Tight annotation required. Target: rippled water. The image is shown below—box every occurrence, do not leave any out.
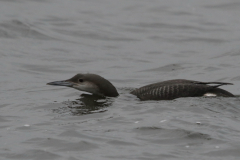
[1,0,240,160]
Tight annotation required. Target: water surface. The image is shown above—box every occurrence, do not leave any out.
[1,0,240,160]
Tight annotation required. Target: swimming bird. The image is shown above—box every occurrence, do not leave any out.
[47,73,234,100]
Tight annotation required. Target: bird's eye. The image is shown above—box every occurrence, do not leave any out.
[79,79,84,82]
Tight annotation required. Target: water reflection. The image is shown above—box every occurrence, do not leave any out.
[53,94,114,116]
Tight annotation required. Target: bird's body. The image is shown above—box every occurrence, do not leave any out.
[47,74,234,100]
[130,79,234,100]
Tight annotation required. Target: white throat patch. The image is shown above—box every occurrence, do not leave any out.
[72,82,101,95]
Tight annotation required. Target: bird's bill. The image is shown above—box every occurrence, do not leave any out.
[47,80,73,87]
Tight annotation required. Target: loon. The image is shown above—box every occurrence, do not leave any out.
[47,73,234,100]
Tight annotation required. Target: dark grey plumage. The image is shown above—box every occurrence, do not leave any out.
[130,79,234,100]
[68,74,119,97]
[47,74,234,100]
[47,74,119,97]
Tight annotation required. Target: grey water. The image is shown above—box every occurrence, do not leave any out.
[1,0,240,159]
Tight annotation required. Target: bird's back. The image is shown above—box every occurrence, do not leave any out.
[130,79,234,100]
